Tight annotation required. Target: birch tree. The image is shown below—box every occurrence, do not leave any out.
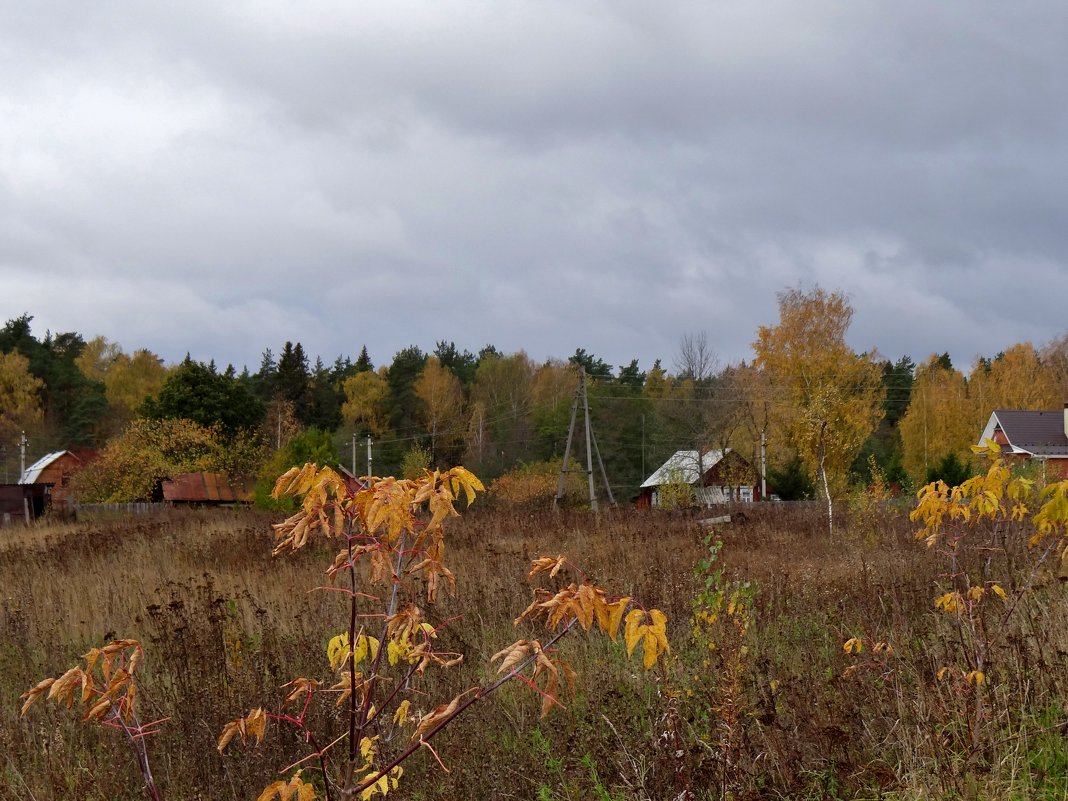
[753,287,884,533]
[899,355,973,484]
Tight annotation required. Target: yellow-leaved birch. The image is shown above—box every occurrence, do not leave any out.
[753,287,884,532]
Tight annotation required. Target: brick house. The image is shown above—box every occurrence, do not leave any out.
[978,403,1068,480]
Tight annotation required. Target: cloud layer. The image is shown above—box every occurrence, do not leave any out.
[2,2,1065,372]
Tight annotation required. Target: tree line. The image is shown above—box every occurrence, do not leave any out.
[2,293,1066,503]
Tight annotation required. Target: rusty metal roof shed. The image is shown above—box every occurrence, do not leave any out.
[161,473,253,504]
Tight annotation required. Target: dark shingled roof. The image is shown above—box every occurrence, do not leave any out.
[993,409,1068,457]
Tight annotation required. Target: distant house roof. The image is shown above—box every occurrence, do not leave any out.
[162,473,254,503]
[19,451,75,485]
[980,409,1068,458]
[641,449,728,488]
[337,465,369,493]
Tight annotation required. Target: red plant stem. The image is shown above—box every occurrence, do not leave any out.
[304,730,336,801]
[364,662,419,730]
[353,617,579,796]
[113,706,162,801]
[346,527,359,769]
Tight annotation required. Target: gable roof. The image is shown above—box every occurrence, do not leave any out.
[641,449,727,488]
[980,409,1068,458]
[19,451,78,485]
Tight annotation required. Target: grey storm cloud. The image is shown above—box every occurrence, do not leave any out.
[1,1,1065,372]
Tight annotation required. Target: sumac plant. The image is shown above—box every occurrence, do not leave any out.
[23,464,669,801]
[842,441,1068,769]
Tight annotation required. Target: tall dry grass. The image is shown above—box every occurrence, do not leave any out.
[1,503,1065,800]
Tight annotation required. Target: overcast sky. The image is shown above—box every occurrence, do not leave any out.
[1,1,1066,375]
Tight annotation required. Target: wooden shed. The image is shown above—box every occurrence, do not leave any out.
[637,448,765,509]
[19,450,86,515]
[161,473,254,506]
[0,483,49,524]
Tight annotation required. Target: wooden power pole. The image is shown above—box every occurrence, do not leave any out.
[554,368,616,511]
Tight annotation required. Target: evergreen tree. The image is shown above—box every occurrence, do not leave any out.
[141,358,264,436]
[253,348,278,402]
[434,340,478,389]
[0,316,107,446]
[569,348,613,380]
[386,346,427,433]
[307,357,343,432]
[354,345,373,373]
[617,359,646,390]
[882,355,915,427]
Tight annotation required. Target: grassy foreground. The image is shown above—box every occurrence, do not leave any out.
[1,502,1066,800]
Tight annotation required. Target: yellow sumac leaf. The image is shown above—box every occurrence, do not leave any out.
[84,697,112,721]
[445,466,484,506]
[606,597,630,642]
[492,640,532,675]
[20,677,55,716]
[257,781,286,801]
[991,584,1007,599]
[966,670,985,686]
[245,708,267,744]
[624,609,645,657]
[412,695,461,740]
[642,631,658,669]
[48,667,83,707]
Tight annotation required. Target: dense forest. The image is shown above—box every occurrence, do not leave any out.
[2,287,1066,505]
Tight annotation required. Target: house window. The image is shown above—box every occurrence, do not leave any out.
[739,486,753,503]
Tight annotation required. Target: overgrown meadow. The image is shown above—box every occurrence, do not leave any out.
[2,500,1066,800]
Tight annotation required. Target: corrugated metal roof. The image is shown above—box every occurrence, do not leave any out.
[161,473,253,503]
[640,449,727,488]
[19,451,71,485]
[981,409,1068,457]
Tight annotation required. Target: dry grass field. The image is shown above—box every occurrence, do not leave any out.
[1,502,1066,800]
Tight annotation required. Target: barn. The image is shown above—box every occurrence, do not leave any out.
[18,450,87,517]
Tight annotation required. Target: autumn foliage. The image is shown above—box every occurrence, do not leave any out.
[214,463,670,800]
[72,417,263,503]
[488,459,586,509]
[21,463,669,801]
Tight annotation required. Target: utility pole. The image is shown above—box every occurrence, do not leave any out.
[581,370,597,512]
[554,382,581,510]
[366,435,373,477]
[19,431,29,523]
[352,433,357,475]
[554,368,616,511]
[18,431,28,482]
[760,430,767,500]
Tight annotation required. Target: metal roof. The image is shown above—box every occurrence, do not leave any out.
[980,409,1068,457]
[640,449,727,488]
[161,472,254,503]
[19,451,72,485]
